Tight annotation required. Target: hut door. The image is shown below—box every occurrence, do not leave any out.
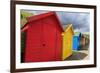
[41,16,57,61]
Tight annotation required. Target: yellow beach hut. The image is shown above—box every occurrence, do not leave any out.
[62,24,74,60]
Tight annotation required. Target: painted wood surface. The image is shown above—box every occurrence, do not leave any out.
[23,12,63,62]
[62,24,74,60]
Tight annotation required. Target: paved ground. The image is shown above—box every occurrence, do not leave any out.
[65,44,89,60]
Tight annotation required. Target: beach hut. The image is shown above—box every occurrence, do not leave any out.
[21,12,64,62]
[62,24,74,60]
[81,34,86,46]
[73,32,81,50]
[83,34,90,45]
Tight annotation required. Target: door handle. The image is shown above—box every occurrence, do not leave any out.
[42,44,45,46]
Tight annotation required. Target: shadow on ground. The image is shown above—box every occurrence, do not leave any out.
[65,51,88,60]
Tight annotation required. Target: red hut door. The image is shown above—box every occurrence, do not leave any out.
[41,16,57,61]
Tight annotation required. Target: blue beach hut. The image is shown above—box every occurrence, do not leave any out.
[73,32,81,50]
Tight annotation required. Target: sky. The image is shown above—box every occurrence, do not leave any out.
[21,10,90,33]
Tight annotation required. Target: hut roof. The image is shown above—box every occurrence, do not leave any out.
[74,32,81,37]
[21,11,64,32]
[62,24,74,35]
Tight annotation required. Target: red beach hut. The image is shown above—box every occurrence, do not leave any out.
[21,12,64,62]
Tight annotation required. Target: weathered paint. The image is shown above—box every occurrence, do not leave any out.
[62,24,74,60]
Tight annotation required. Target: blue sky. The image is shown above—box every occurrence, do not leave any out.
[21,10,90,33]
